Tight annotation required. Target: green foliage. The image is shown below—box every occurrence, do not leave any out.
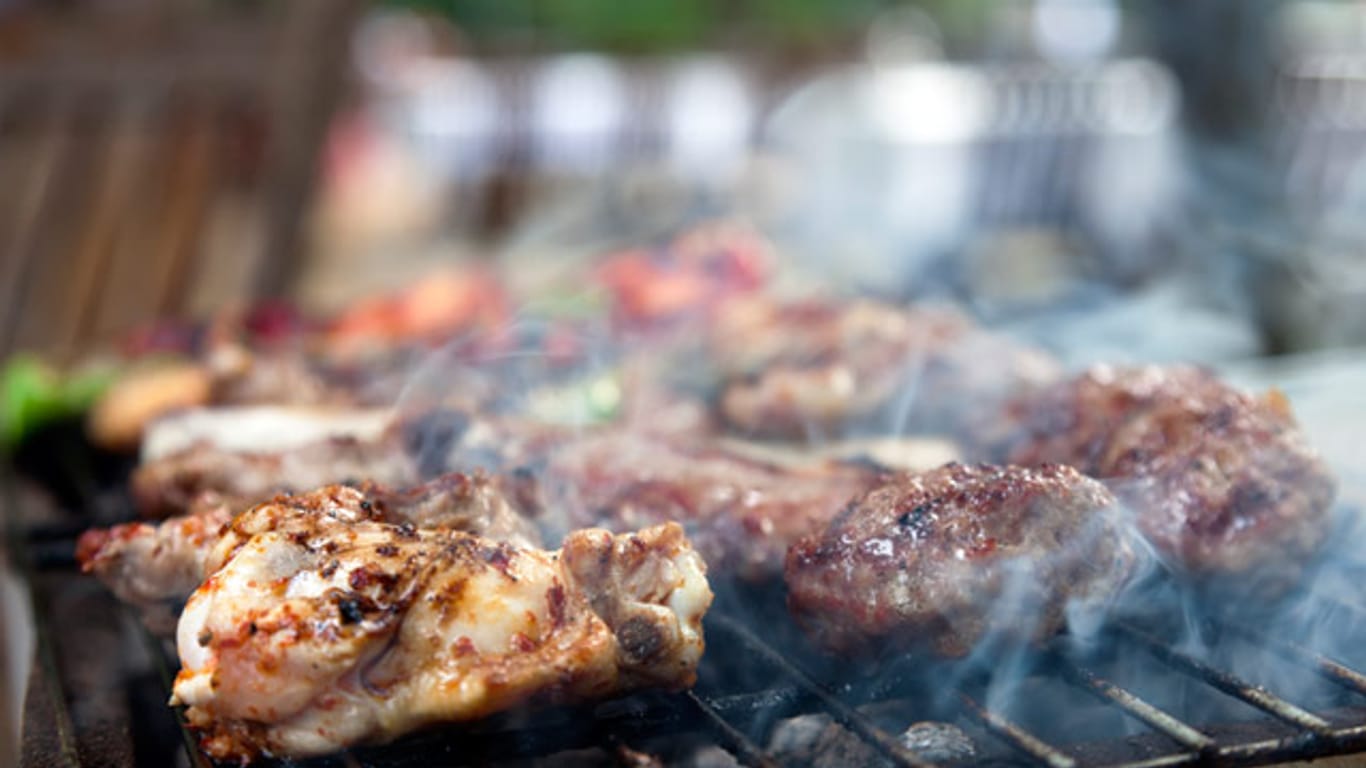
[0,355,114,451]
[379,0,1003,53]
[537,0,708,52]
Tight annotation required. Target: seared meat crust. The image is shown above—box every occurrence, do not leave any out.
[988,365,1336,591]
[786,463,1137,657]
[76,494,236,633]
[78,473,540,630]
[171,496,710,761]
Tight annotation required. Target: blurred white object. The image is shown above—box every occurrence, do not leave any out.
[407,59,502,182]
[665,58,754,186]
[1081,60,1180,264]
[532,54,628,173]
[765,61,989,287]
[141,407,392,462]
[1032,0,1121,64]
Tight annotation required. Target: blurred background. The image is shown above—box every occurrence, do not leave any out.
[8,0,1366,362]
[8,0,1366,759]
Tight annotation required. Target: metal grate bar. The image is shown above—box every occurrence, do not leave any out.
[683,690,778,768]
[707,614,937,768]
[958,692,1076,768]
[137,624,211,768]
[1214,619,1366,697]
[1051,654,1215,753]
[1102,755,1196,768]
[6,465,82,768]
[1115,622,1334,736]
[1216,723,1366,765]
[26,592,82,768]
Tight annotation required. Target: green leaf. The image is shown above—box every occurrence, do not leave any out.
[0,355,63,450]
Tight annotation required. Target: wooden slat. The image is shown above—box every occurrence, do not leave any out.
[253,0,364,298]
[62,104,148,357]
[89,101,165,344]
[152,102,219,318]
[1,2,358,355]
[8,114,96,359]
[89,97,220,337]
[0,109,72,358]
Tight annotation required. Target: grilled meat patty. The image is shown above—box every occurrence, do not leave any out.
[786,463,1137,657]
[987,365,1336,593]
[712,298,1059,441]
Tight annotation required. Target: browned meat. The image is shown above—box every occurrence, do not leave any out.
[987,365,1336,592]
[76,493,236,634]
[786,463,1137,657]
[711,298,1059,441]
[532,431,885,581]
[206,344,350,408]
[130,434,418,519]
[129,404,580,520]
[78,473,540,631]
[172,492,710,760]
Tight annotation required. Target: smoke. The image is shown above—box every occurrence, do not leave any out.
[363,44,1364,756]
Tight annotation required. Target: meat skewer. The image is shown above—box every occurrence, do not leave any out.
[171,495,711,760]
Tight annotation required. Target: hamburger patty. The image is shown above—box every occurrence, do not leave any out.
[987,365,1336,593]
[786,463,1137,657]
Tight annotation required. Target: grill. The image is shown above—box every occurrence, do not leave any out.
[9,427,1366,768]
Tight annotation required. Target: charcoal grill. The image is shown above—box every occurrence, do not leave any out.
[8,427,1366,768]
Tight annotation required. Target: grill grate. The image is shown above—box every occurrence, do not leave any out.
[1050,654,1216,755]
[10,459,1366,767]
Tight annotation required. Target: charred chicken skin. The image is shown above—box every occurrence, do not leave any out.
[171,491,711,761]
[78,474,540,631]
[987,365,1336,592]
[711,298,1059,441]
[786,463,1137,657]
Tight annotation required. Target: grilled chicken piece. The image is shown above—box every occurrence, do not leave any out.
[531,431,884,581]
[712,298,1059,441]
[986,365,1336,594]
[77,494,237,634]
[786,463,1137,657]
[78,474,540,632]
[171,491,711,761]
